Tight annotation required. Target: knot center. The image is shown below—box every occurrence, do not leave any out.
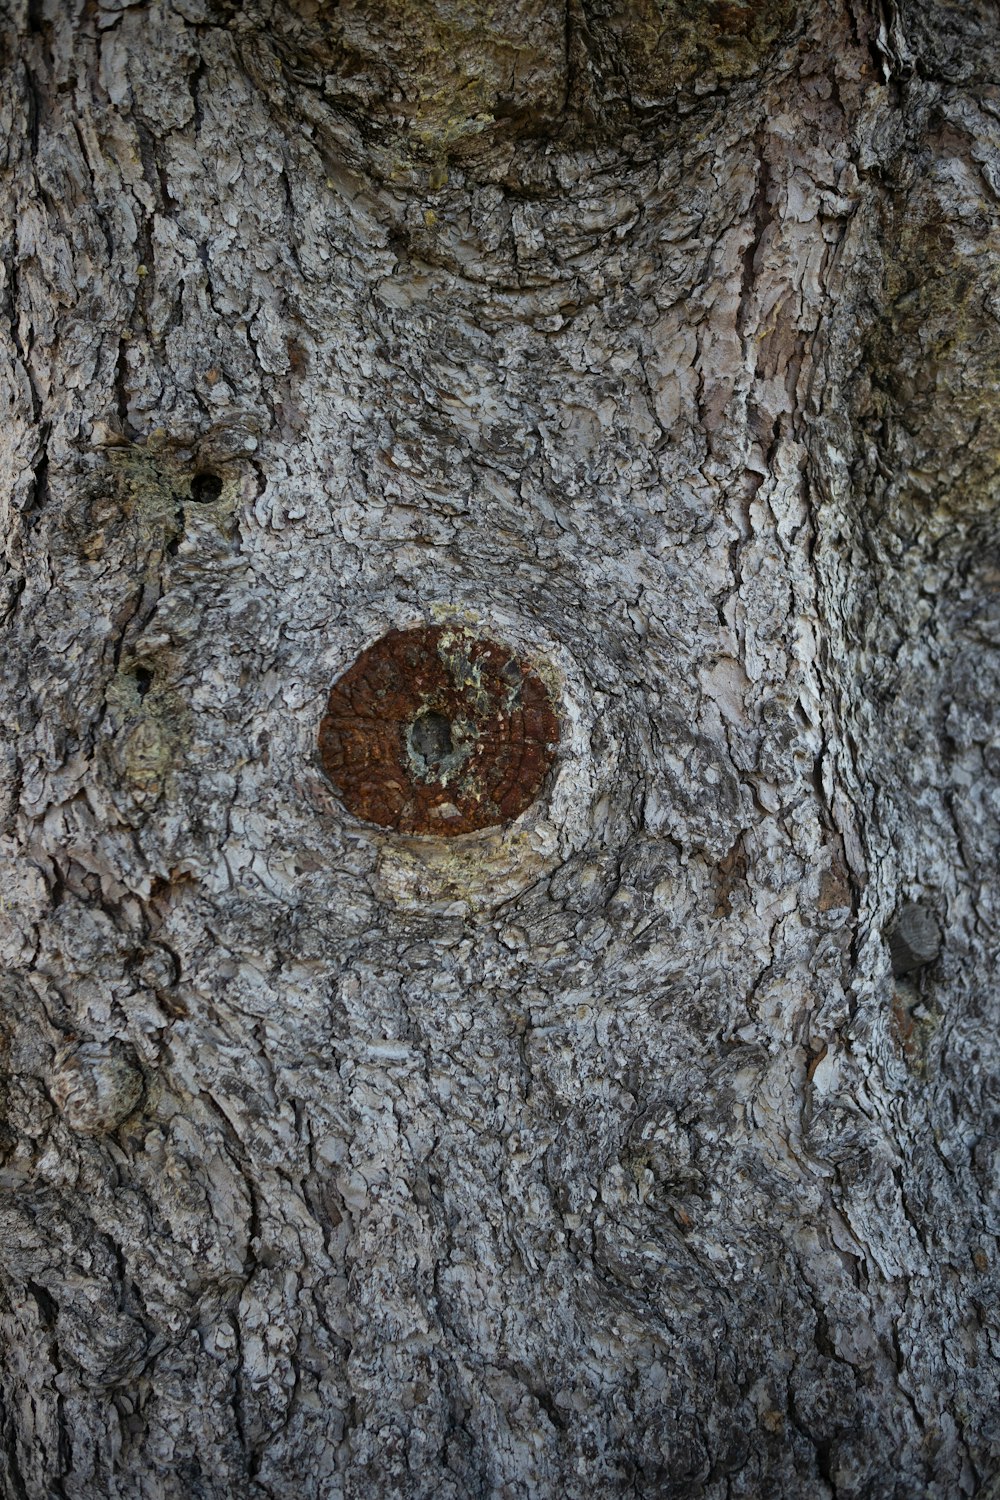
[409,711,455,780]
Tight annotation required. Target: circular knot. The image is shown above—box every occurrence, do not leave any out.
[318,625,559,835]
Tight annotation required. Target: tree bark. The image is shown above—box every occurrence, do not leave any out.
[1,1,999,1495]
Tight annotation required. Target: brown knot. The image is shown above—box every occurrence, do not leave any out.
[318,626,559,835]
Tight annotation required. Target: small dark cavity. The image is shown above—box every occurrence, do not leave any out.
[134,667,154,697]
[190,472,223,503]
[887,901,943,978]
[410,711,453,776]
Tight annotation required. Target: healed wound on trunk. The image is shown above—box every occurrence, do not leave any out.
[318,624,560,835]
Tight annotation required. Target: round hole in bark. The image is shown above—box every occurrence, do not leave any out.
[409,711,454,779]
[318,625,560,836]
[190,471,223,503]
[887,901,943,978]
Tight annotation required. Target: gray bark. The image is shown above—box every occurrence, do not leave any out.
[0,0,998,1495]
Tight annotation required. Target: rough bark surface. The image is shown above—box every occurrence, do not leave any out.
[0,1,998,1496]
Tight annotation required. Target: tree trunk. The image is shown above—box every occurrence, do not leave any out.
[1,1,998,1495]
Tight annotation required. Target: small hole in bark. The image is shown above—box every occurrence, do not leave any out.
[134,667,153,697]
[190,471,223,503]
[410,711,453,779]
[887,901,943,978]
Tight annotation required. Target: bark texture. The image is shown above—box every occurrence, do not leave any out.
[0,1,999,1495]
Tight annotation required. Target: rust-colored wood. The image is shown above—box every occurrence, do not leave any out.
[318,626,559,835]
